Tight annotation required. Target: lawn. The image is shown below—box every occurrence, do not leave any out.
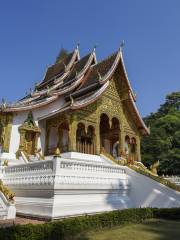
[77,219,180,240]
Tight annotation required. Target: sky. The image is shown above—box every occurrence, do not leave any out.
[0,0,179,117]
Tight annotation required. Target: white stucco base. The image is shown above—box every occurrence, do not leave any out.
[1,153,180,219]
[2,153,130,219]
[126,167,180,208]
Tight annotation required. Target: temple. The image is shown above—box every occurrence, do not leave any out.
[3,45,180,220]
[0,45,149,164]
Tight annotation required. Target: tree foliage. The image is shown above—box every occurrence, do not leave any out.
[141,92,180,175]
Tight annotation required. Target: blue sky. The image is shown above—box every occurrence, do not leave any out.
[0,0,179,116]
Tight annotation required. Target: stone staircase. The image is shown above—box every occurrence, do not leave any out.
[0,191,16,220]
[0,167,16,220]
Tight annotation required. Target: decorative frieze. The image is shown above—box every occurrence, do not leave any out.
[3,157,128,189]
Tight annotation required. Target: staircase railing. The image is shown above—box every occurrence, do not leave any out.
[0,180,14,203]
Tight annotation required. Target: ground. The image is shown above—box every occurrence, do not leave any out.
[77,219,180,240]
[0,216,46,228]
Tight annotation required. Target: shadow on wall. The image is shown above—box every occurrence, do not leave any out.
[106,167,180,210]
[105,180,133,211]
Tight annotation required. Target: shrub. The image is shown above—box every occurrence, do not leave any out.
[0,208,180,240]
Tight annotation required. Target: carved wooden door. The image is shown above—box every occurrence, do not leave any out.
[25,131,35,155]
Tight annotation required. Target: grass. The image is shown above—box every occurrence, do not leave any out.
[76,219,180,240]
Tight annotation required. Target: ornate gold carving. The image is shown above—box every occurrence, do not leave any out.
[54,147,61,156]
[43,73,141,158]
[68,113,77,152]
[17,112,41,158]
[0,180,14,203]
[0,113,13,152]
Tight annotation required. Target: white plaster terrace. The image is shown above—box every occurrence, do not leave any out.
[1,153,180,220]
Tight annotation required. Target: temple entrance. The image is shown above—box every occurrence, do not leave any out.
[25,131,36,155]
[76,123,95,154]
[17,112,41,158]
[46,120,69,155]
[100,114,120,157]
[131,137,137,162]
[58,121,69,153]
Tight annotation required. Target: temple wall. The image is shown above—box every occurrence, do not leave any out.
[5,74,141,161]
[71,74,142,160]
[9,111,27,156]
[8,96,65,157]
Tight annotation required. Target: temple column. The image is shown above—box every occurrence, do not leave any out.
[34,132,40,153]
[68,114,77,152]
[118,126,124,157]
[136,136,141,162]
[18,129,26,152]
[1,113,13,152]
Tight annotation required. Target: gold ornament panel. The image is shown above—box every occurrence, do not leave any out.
[0,113,13,152]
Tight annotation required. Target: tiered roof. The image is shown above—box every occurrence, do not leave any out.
[0,45,149,134]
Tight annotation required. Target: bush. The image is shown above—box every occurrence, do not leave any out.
[0,208,180,240]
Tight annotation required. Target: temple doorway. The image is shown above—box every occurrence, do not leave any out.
[76,123,95,154]
[58,121,69,153]
[100,114,120,157]
[25,131,36,155]
[46,120,69,155]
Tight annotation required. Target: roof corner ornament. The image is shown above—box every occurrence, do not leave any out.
[63,62,66,68]
[93,44,97,52]
[77,42,80,49]
[120,40,125,51]
[30,88,34,96]
[34,82,38,91]
[134,92,137,101]
[97,70,102,81]
[70,95,74,106]
[1,98,7,109]
[47,85,50,95]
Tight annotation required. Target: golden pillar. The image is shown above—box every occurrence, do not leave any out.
[34,132,40,153]
[118,126,124,157]
[19,129,26,152]
[68,114,77,152]
[136,136,141,162]
[95,122,100,155]
[1,113,13,152]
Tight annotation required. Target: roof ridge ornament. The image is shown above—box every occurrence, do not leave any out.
[70,95,74,106]
[46,85,50,95]
[63,62,66,68]
[1,98,7,109]
[97,70,102,81]
[93,44,97,52]
[120,40,125,51]
[77,42,80,49]
[30,88,34,97]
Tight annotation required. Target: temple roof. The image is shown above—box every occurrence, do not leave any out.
[0,45,149,135]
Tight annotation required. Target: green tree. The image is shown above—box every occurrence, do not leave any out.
[141,91,180,175]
